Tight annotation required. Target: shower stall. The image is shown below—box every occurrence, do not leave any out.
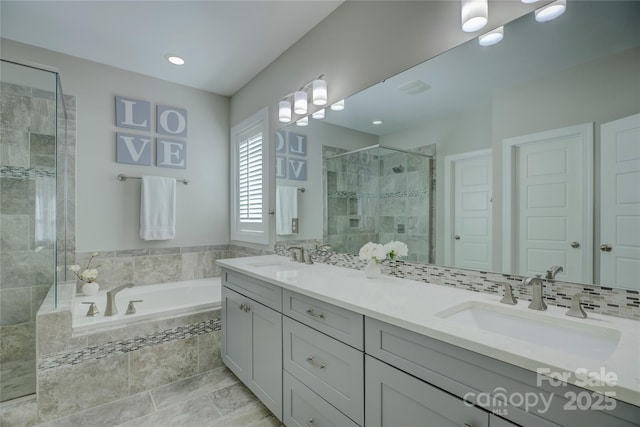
[0,59,69,402]
[324,144,434,263]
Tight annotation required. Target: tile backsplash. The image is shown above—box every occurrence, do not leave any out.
[273,246,639,321]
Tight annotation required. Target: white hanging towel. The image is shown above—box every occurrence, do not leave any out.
[140,176,176,240]
[276,186,298,235]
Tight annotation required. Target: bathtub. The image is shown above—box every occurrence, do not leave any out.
[72,277,221,333]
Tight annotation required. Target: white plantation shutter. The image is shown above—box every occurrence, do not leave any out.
[238,129,263,223]
[231,108,270,244]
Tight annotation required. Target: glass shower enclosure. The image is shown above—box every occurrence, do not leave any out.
[325,144,434,263]
[0,59,68,402]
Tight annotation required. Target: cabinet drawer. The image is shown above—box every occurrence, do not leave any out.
[283,317,364,425]
[366,355,489,427]
[223,269,282,311]
[283,289,363,349]
[365,317,640,427]
[284,371,359,427]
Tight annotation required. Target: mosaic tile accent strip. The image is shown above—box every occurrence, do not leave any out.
[273,248,640,320]
[0,165,56,179]
[38,318,221,371]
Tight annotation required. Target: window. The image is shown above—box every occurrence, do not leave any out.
[230,107,270,244]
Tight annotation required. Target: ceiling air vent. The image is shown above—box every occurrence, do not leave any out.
[397,79,431,95]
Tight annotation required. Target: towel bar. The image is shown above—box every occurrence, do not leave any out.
[117,174,189,185]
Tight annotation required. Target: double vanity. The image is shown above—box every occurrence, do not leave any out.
[216,255,640,427]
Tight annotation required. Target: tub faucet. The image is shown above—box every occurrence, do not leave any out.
[523,274,547,311]
[104,283,134,316]
[545,265,564,280]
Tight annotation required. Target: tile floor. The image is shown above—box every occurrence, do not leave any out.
[0,366,282,427]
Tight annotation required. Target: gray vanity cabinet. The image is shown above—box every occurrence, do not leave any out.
[365,355,490,427]
[221,272,283,420]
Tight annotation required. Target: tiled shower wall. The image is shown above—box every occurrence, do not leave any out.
[0,81,76,401]
[324,145,435,263]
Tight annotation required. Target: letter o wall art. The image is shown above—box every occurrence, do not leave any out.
[115,96,187,169]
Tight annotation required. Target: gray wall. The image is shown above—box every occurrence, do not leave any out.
[1,39,230,253]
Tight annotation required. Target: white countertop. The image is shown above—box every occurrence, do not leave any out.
[217,255,640,407]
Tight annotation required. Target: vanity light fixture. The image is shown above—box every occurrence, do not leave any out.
[521,0,539,3]
[312,108,325,119]
[279,100,292,123]
[535,0,566,22]
[372,120,384,125]
[478,26,504,46]
[277,74,328,123]
[294,90,308,115]
[296,116,309,127]
[461,0,488,33]
[330,99,345,111]
[312,79,328,105]
[164,54,185,65]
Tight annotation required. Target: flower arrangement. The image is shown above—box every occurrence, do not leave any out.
[69,252,101,283]
[359,240,408,263]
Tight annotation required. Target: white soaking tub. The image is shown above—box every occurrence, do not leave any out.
[72,277,221,333]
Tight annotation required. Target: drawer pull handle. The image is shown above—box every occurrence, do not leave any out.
[239,303,251,312]
[307,418,314,426]
[464,424,473,427]
[306,356,326,370]
[305,308,325,319]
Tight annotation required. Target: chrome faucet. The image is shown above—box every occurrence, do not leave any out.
[104,283,134,316]
[523,274,547,311]
[287,246,311,264]
[545,265,564,280]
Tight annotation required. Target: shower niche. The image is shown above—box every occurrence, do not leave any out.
[324,144,434,263]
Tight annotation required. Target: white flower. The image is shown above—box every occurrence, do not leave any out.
[91,252,99,257]
[359,242,386,262]
[81,268,98,282]
[384,241,408,260]
[69,264,81,272]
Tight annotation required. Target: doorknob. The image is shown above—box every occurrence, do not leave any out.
[570,241,580,248]
[454,235,461,240]
[600,244,612,252]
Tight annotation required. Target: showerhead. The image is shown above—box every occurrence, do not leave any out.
[392,165,404,173]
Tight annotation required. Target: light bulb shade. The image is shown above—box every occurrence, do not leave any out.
[312,79,328,106]
[312,108,325,119]
[279,100,292,123]
[461,0,488,32]
[478,26,504,46]
[330,99,345,111]
[535,0,566,22]
[294,91,308,115]
[296,116,309,127]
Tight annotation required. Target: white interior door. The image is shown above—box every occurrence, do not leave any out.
[503,124,593,283]
[444,150,492,271]
[600,113,640,290]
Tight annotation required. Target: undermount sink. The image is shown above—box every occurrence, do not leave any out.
[436,301,621,359]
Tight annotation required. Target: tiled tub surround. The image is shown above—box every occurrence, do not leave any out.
[274,247,640,321]
[34,281,224,423]
[0,81,77,402]
[73,244,270,293]
[218,255,640,408]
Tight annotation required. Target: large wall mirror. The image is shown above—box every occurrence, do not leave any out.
[274,1,640,291]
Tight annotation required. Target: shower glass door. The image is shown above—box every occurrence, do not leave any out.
[0,59,66,401]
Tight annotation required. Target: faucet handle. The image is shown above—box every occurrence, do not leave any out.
[126,300,143,315]
[82,302,100,317]
[566,293,587,318]
[499,283,518,305]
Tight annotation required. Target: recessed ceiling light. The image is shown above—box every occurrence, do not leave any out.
[397,80,431,95]
[372,120,383,125]
[165,54,185,65]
